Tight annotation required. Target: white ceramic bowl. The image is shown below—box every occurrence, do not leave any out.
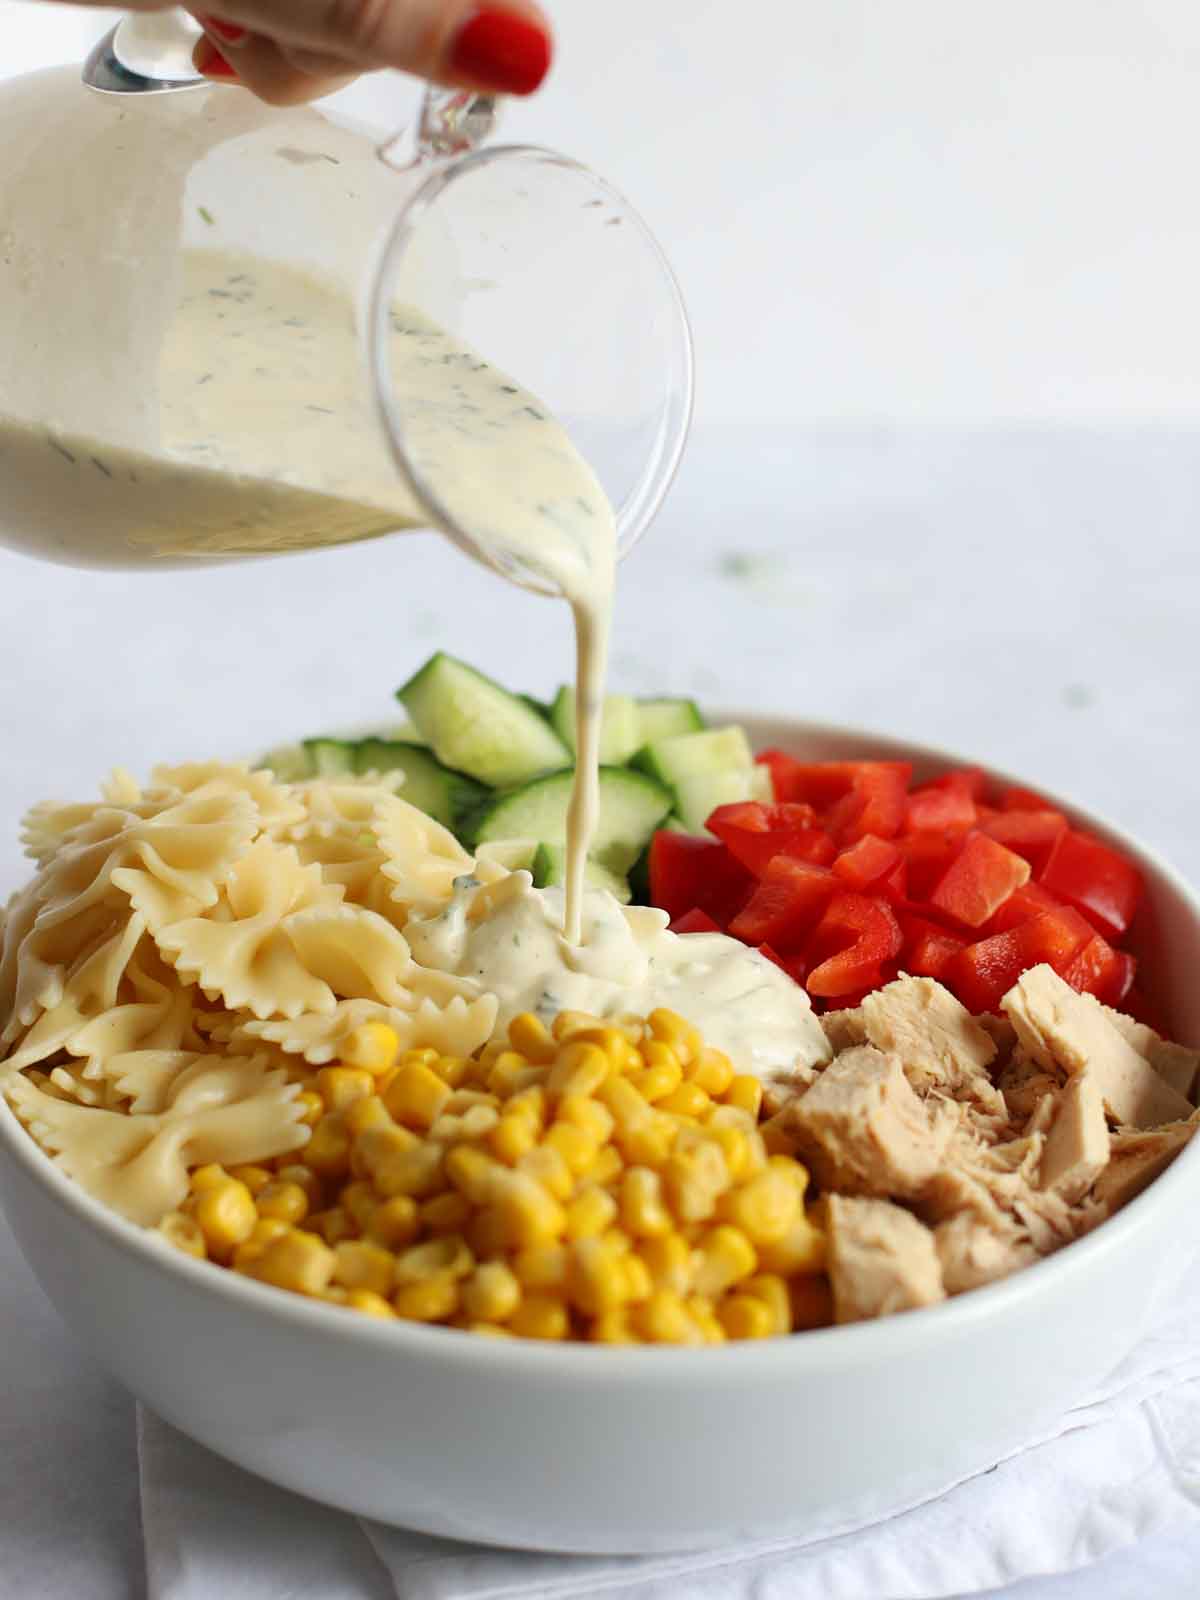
[2,714,1199,1555]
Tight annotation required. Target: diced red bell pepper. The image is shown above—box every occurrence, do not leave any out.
[896,828,970,901]
[927,832,1031,930]
[706,801,836,877]
[904,770,979,834]
[648,832,753,926]
[728,857,837,952]
[1038,828,1142,941]
[942,906,1094,1012]
[1001,784,1057,813]
[754,754,911,844]
[979,808,1067,875]
[804,892,904,998]
[757,942,807,985]
[669,908,722,935]
[815,965,902,1011]
[832,834,904,895]
[980,881,1066,936]
[905,927,968,981]
[1061,935,1136,1008]
[756,753,853,808]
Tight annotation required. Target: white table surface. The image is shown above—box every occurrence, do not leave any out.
[3,423,1200,1595]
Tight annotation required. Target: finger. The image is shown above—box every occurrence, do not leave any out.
[193,34,358,105]
[194,1,553,96]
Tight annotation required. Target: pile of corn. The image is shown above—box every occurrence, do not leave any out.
[158,1009,832,1343]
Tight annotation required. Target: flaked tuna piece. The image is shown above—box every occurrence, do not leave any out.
[934,1212,1038,1293]
[821,1194,945,1322]
[976,1011,1018,1068]
[859,976,1004,1114]
[997,1049,1063,1123]
[1095,1002,1200,1103]
[780,1045,946,1199]
[1091,1116,1199,1209]
[1002,966,1193,1129]
[821,1007,867,1055]
[1038,1071,1110,1203]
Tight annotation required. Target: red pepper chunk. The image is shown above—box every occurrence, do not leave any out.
[928,832,1031,929]
[648,832,752,926]
[1038,828,1142,941]
[754,754,911,843]
[669,908,722,935]
[904,770,980,833]
[979,808,1067,875]
[706,801,836,877]
[1001,784,1058,813]
[1061,935,1136,1007]
[757,942,808,985]
[728,857,836,953]
[832,834,904,895]
[943,906,1094,1012]
[980,881,1065,936]
[897,828,970,901]
[804,892,903,998]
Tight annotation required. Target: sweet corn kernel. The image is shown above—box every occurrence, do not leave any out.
[393,1234,474,1285]
[339,1180,378,1234]
[647,1009,702,1067]
[582,1145,624,1187]
[189,1163,228,1192]
[373,1141,445,1200]
[490,1113,538,1165]
[704,1123,752,1181]
[446,1088,501,1114]
[517,1144,573,1201]
[689,1047,735,1097]
[384,1060,453,1130]
[193,1178,257,1260]
[508,1293,569,1340]
[597,1074,647,1130]
[316,1066,375,1113]
[458,1104,501,1141]
[158,1211,206,1259]
[464,1206,510,1261]
[742,1273,792,1336]
[403,1192,461,1240]
[305,1113,353,1179]
[492,1170,567,1247]
[630,1058,683,1103]
[506,1084,547,1124]
[790,1274,835,1330]
[619,1167,672,1238]
[346,1289,397,1318]
[663,1141,731,1223]
[639,1232,693,1295]
[511,1243,568,1290]
[445,1145,502,1205]
[250,1229,336,1296]
[551,1009,600,1041]
[256,1180,310,1226]
[333,1240,396,1296]
[228,1164,272,1197]
[656,1082,711,1120]
[465,1321,513,1337]
[344,1094,393,1138]
[341,1021,400,1075]
[431,1055,473,1088]
[725,1075,764,1117]
[366,1195,420,1249]
[546,1041,610,1101]
[275,1163,323,1206]
[718,1293,775,1341]
[462,1261,522,1323]
[620,1112,678,1168]
[758,1217,827,1276]
[720,1168,801,1245]
[507,1012,557,1064]
[293,1091,325,1127]
[619,1253,653,1304]
[636,1289,702,1345]
[556,1093,614,1144]
[591,1307,637,1343]
[543,1121,598,1177]
[486,1050,536,1097]
[686,1296,727,1344]
[692,1225,758,1298]
[248,1217,291,1247]
[564,1186,618,1240]
[393,1276,459,1323]
[307,1207,356,1246]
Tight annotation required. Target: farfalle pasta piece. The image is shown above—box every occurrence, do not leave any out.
[374,793,502,917]
[279,777,401,842]
[66,938,203,1078]
[281,903,415,1008]
[155,839,341,1020]
[6,1051,308,1226]
[1,913,145,1073]
[152,761,308,834]
[236,990,498,1066]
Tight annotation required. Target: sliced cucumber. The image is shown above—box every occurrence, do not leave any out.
[636,697,705,744]
[749,762,774,804]
[257,743,313,782]
[474,838,539,873]
[531,842,632,904]
[467,766,672,875]
[549,687,642,766]
[397,653,570,788]
[302,738,358,778]
[352,739,486,830]
[673,768,761,833]
[632,726,753,788]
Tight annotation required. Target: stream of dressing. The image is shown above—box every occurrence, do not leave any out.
[0,249,612,941]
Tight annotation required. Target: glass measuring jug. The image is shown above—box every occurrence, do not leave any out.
[0,17,693,596]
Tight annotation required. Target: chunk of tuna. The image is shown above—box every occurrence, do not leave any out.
[1091,1117,1198,1209]
[1038,1070,1109,1203]
[861,976,997,1091]
[821,1007,867,1055]
[822,1194,945,1321]
[997,1048,1063,1123]
[781,1045,945,1199]
[1002,966,1193,1129]
[934,1212,1038,1294]
[1096,1001,1200,1103]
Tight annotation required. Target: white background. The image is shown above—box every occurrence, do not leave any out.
[3,4,1200,1596]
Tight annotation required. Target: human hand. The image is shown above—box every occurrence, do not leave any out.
[72,2,553,107]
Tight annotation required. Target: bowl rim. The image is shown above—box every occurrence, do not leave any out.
[3,708,1199,1380]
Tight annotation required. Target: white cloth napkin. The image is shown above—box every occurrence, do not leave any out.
[138,1257,1200,1600]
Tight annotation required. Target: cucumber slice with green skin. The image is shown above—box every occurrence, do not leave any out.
[352,739,487,830]
[635,697,706,744]
[397,653,571,788]
[549,686,642,766]
[631,726,754,789]
[257,743,314,782]
[302,738,358,778]
[673,768,761,833]
[467,766,672,875]
[474,838,539,873]
[531,842,632,904]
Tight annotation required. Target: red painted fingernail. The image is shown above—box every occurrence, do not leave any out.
[450,7,552,96]
[194,39,239,78]
[199,15,247,45]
